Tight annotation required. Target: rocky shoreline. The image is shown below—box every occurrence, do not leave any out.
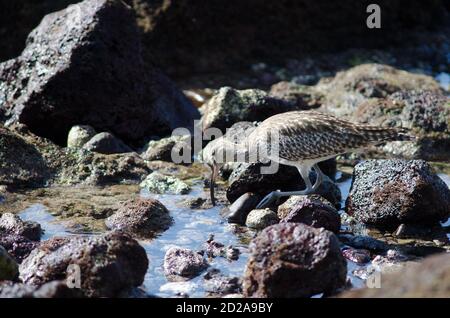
[1,0,450,298]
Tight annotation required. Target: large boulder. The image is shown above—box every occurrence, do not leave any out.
[346,160,450,227]
[0,280,83,298]
[105,197,173,238]
[0,213,42,241]
[0,0,199,146]
[354,90,450,161]
[200,87,291,132]
[19,231,148,297]
[243,223,347,298]
[317,64,442,117]
[0,234,39,263]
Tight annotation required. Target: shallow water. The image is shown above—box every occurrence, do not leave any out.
[16,171,450,297]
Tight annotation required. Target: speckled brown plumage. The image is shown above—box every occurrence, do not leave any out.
[249,110,412,162]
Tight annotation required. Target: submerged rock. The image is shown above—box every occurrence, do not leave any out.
[346,160,450,227]
[82,132,133,154]
[140,171,191,195]
[203,235,240,261]
[164,247,208,281]
[0,281,83,298]
[340,252,450,298]
[19,231,148,297]
[243,223,347,297]
[245,209,279,230]
[200,87,291,131]
[0,245,18,280]
[277,195,341,233]
[0,0,198,146]
[0,213,42,241]
[342,248,371,264]
[67,125,96,149]
[105,198,172,238]
[203,269,242,296]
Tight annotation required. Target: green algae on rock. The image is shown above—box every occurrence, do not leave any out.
[140,171,191,195]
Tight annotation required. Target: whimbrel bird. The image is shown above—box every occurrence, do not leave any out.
[202,110,413,208]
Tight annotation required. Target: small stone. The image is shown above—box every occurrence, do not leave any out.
[164,247,208,281]
[245,209,279,229]
[82,132,133,154]
[140,171,191,195]
[67,125,96,148]
[142,135,191,162]
[203,269,242,295]
[342,248,371,264]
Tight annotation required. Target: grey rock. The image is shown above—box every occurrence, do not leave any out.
[140,171,191,195]
[82,132,133,154]
[0,213,42,241]
[346,159,450,227]
[164,247,208,281]
[245,209,279,229]
[67,125,96,149]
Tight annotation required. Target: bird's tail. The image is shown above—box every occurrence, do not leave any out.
[358,125,416,143]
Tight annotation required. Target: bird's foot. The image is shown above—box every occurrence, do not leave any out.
[256,190,281,209]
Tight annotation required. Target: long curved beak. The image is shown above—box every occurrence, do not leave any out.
[209,164,219,206]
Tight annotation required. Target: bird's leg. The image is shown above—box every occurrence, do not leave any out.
[311,163,324,191]
[256,165,314,209]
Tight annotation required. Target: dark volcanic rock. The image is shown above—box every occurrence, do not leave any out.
[338,234,388,253]
[0,281,83,298]
[342,248,371,264]
[269,81,325,109]
[339,252,450,298]
[82,132,133,154]
[0,213,42,241]
[226,160,339,205]
[0,0,199,146]
[277,195,341,233]
[163,247,208,281]
[105,198,173,238]
[243,223,347,298]
[0,234,39,263]
[19,231,148,297]
[346,160,450,227]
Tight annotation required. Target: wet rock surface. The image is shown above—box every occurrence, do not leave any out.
[245,209,279,230]
[0,245,18,280]
[342,248,371,264]
[0,213,42,241]
[19,231,149,297]
[82,132,133,154]
[346,160,450,227]
[203,235,240,261]
[105,198,172,238]
[0,0,199,146]
[203,269,242,296]
[164,247,208,281]
[67,125,97,149]
[140,171,191,195]
[243,223,347,297]
[277,195,341,233]
[340,252,450,298]
[221,192,261,225]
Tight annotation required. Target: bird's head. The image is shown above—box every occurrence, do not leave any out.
[200,138,226,206]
